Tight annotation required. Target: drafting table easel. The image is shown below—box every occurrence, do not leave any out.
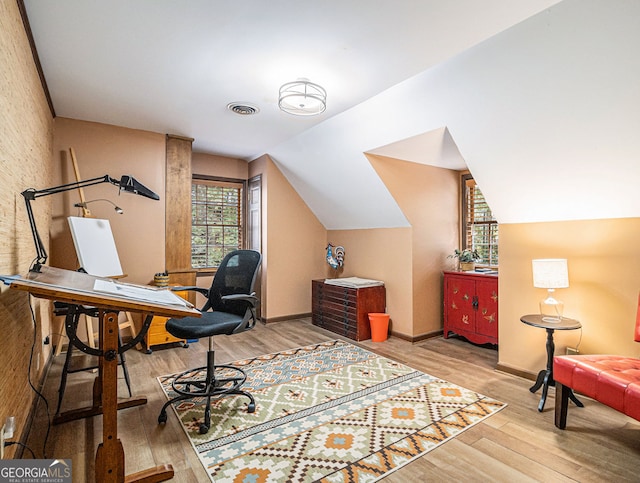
[10,266,200,483]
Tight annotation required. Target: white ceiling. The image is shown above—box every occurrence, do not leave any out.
[24,0,558,159]
[25,1,640,229]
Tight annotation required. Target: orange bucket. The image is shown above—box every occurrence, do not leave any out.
[368,313,390,342]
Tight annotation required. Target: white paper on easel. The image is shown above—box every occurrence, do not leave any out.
[68,216,124,277]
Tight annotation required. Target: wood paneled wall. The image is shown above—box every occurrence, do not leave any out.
[0,0,54,457]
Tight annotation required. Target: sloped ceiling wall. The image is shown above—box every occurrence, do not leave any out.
[268,0,640,229]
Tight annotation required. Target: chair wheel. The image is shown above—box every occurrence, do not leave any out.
[146,348,153,354]
[199,423,209,434]
[247,402,256,413]
[158,412,167,424]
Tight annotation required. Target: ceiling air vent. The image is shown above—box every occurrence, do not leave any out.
[227,103,259,115]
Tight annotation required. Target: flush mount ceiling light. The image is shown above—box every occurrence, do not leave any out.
[278,79,326,116]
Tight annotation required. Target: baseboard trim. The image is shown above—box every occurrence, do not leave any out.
[389,329,443,343]
[262,313,312,324]
[259,317,443,345]
[495,363,536,382]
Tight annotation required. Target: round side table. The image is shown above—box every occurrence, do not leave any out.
[520,314,584,412]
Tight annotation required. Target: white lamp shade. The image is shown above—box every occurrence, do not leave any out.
[532,259,569,289]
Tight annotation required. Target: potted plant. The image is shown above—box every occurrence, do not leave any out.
[449,248,481,271]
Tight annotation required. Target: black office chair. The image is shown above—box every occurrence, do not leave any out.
[158,249,261,434]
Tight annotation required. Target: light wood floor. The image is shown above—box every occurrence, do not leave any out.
[26,318,639,482]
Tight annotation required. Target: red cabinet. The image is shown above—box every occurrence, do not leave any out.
[443,271,498,345]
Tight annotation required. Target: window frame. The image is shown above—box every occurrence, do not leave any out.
[461,173,499,268]
[190,175,247,273]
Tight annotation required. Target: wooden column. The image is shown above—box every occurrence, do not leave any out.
[165,135,196,301]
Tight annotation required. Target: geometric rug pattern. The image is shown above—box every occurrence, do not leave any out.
[158,339,506,482]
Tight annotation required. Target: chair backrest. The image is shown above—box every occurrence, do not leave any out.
[635,292,640,343]
[203,250,262,316]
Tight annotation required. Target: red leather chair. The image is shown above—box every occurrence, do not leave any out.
[553,293,640,428]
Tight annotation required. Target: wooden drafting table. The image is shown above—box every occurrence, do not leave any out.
[10,265,200,483]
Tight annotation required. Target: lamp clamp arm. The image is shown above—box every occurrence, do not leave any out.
[21,175,118,200]
[21,174,158,273]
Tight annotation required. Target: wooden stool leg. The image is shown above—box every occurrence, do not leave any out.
[86,313,96,349]
[120,312,141,350]
[54,315,67,356]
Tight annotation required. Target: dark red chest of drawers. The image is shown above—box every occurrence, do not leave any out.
[312,279,386,341]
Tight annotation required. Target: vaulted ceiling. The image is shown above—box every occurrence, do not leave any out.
[24,0,640,229]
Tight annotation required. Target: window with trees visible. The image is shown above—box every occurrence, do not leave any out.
[191,178,245,269]
[462,173,498,267]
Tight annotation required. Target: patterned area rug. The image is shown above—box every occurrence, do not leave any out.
[158,340,505,482]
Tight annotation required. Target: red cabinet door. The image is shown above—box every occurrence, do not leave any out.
[443,271,498,345]
[475,278,498,339]
[445,276,476,334]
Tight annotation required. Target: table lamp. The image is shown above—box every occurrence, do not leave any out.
[532,258,569,322]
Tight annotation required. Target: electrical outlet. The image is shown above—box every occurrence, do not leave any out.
[1,417,15,458]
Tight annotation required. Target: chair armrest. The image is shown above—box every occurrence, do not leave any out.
[171,286,209,297]
[222,293,259,306]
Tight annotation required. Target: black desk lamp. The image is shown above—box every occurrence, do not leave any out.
[21,174,159,272]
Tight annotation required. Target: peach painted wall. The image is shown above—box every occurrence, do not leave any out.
[192,152,248,180]
[51,118,166,285]
[250,155,327,320]
[366,154,460,338]
[326,228,413,335]
[499,218,640,375]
